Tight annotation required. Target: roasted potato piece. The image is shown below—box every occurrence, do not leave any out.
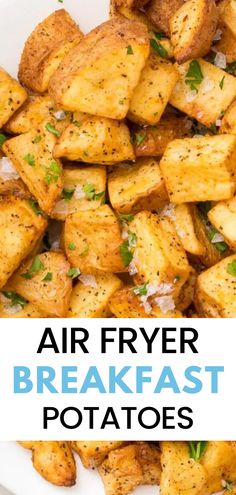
[18,10,83,93]
[146,0,185,36]
[108,157,168,213]
[0,197,47,289]
[49,17,150,119]
[133,113,192,157]
[109,286,183,317]
[130,211,191,296]
[195,254,236,317]
[220,0,236,37]
[98,443,161,495]
[52,165,106,220]
[160,442,207,495]
[6,251,72,317]
[54,114,134,163]
[3,121,63,214]
[20,441,76,487]
[221,100,236,135]
[160,135,236,203]
[71,441,125,468]
[0,293,45,318]
[67,272,122,317]
[5,94,71,135]
[215,25,236,63]
[64,205,125,273]
[170,0,218,64]
[208,196,236,250]
[128,54,179,125]
[170,59,236,128]
[201,441,236,494]
[192,204,226,267]
[0,67,27,128]
[112,0,150,10]
[169,204,205,256]
[135,442,161,485]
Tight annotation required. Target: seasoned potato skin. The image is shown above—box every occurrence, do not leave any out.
[0,67,27,128]
[18,9,83,93]
[146,0,185,36]
[71,441,126,468]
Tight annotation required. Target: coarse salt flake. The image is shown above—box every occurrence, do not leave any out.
[74,185,86,199]
[54,110,67,120]
[154,295,175,313]
[202,78,215,93]
[214,52,227,69]
[79,274,97,288]
[0,157,20,181]
[186,90,197,103]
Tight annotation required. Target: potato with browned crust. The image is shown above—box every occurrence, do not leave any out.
[145,0,185,36]
[49,17,150,119]
[0,67,27,128]
[170,0,218,64]
[18,10,83,93]
[71,441,126,468]
[112,0,150,10]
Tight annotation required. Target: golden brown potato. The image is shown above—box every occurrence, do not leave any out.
[135,442,161,486]
[208,196,236,250]
[5,251,72,317]
[110,0,155,29]
[146,0,185,36]
[3,121,63,214]
[64,205,125,273]
[220,0,236,37]
[133,113,192,157]
[0,293,45,318]
[128,54,179,125]
[109,286,183,317]
[170,59,236,128]
[49,17,150,119]
[201,441,236,494]
[51,165,106,221]
[195,254,236,317]
[191,204,226,267]
[170,0,218,64]
[21,441,76,487]
[160,135,236,203]
[221,100,236,135]
[112,0,150,10]
[67,272,122,317]
[108,157,168,213]
[18,10,83,93]
[160,442,207,495]
[54,114,134,163]
[0,197,47,289]
[171,204,205,256]
[129,211,191,296]
[5,94,71,135]
[0,67,27,128]
[215,24,236,63]
[71,441,126,468]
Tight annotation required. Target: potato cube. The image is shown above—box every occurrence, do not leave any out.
[64,205,125,273]
[3,121,63,214]
[49,17,150,119]
[171,204,205,256]
[133,113,192,157]
[170,59,236,127]
[192,204,225,267]
[18,10,83,93]
[220,0,236,37]
[160,442,207,495]
[201,442,236,494]
[67,272,122,317]
[216,25,236,63]
[208,196,236,250]
[71,441,125,468]
[129,211,191,296]
[170,0,218,64]
[160,135,236,203]
[0,197,47,289]
[128,54,179,125]
[0,294,45,318]
[30,442,76,487]
[135,442,161,486]
[195,255,236,317]
[221,100,236,135]
[108,157,168,213]
[146,0,185,36]
[52,165,106,221]
[54,114,134,163]
[0,67,27,128]
[6,251,72,317]
[5,94,71,135]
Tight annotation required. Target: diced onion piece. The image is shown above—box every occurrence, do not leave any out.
[0,157,20,180]
[214,52,227,69]
[79,274,97,288]
[154,295,175,313]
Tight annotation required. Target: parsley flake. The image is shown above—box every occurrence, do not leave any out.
[33,134,42,144]
[119,213,134,223]
[23,153,35,166]
[83,183,105,202]
[219,76,225,89]
[188,441,208,461]
[42,272,53,282]
[150,37,168,58]
[120,240,133,267]
[227,259,236,277]
[133,283,148,296]
[0,133,7,147]
[2,291,27,308]
[127,45,134,55]
[21,256,45,280]
[28,199,43,216]
[45,161,61,185]
[185,60,204,92]
[45,122,61,137]
[62,188,75,201]
[68,242,76,250]
[134,132,146,146]
[67,267,80,279]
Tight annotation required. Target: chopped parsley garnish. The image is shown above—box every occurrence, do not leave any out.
[188,441,208,461]
[227,259,236,277]
[21,256,45,280]
[28,199,43,216]
[2,291,27,308]
[120,240,133,267]
[0,133,7,147]
[45,161,61,185]
[150,37,168,58]
[23,153,35,166]
[128,230,137,247]
[210,123,218,134]
[45,122,61,137]
[42,272,53,282]
[153,31,165,40]
[219,76,225,89]
[134,132,146,146]
[62,188,75,201]
[83,183,105,202]
[67,267,80,279]
[185,60,204,92]
[127,45,134,55]
[33,134,42,144]
[208,226,228,253]
[133,283,148,296]
[225,61,236,75]
[68,242,76,250]
[119,213,134,223]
